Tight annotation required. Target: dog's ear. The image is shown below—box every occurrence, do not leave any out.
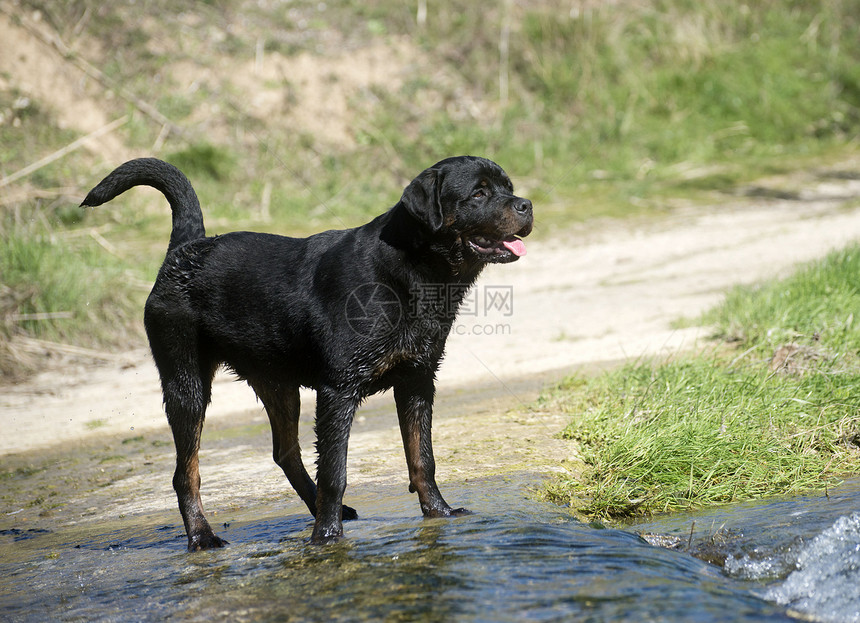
[400,168,444,232]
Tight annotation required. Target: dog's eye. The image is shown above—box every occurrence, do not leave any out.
[472,189,486,199]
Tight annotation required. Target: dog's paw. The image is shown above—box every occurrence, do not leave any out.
[342,504,358,521]
[188,533,229,552]
[310,522,344,545]
[423,505,472,519]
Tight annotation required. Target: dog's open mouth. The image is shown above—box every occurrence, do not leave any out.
[467,235,527,259]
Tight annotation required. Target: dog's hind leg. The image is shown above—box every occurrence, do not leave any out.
[161,368,226,551]
[147,314,225,551]
[163,367,225,551]
[250,382,358,523]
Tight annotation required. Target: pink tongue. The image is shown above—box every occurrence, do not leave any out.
[502,238,527,257]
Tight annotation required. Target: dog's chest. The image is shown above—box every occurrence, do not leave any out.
[370,349,416,380]
[352,323,446,389]
[346,279,473,390]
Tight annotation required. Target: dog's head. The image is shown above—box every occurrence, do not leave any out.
[400,156,533,265]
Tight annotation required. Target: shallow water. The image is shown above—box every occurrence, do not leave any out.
[4,474,858,622]
[633,477,860,623]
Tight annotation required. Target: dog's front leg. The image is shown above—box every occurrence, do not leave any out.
[311,386,358,544]
[394,374,469,518]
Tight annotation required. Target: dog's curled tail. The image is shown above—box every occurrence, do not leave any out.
[81,158,205,252]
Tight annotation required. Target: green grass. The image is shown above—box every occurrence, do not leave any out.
[542,243,860,518]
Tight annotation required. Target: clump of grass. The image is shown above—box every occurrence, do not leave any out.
[544,244,860,518]
[545,358,860,517]
[0,226,143,378]
[706,244,860,357]
[166,143,235,182]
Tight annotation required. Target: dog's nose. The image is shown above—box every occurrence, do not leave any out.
[513,198,533,215]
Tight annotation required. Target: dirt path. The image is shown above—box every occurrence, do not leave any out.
[3,168,860,472]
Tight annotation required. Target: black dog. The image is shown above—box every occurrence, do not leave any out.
[82,156,533,549]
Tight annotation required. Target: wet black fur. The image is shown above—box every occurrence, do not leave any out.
[81,156,533,549]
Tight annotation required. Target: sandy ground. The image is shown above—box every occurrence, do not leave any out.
[3,170,860,465]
